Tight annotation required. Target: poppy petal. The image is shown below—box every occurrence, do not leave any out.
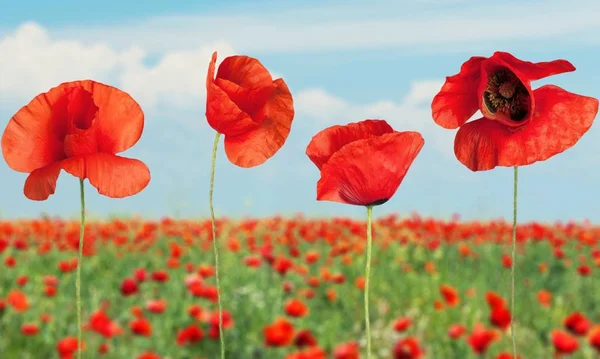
[306,119,394,170]
[69,81,144,154]
[2,89,65,172]
[62,153,150,198]
[23,162,62,201]
[216,55,273,88]
[317,132,424,206]
[206,52,259,136]
[454,85,599,171]
[223,78,294,168]
[491,52,575,81]
[431,56,486,129]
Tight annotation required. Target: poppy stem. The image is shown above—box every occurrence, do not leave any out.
[209,132,225,359]
[510,166,518,358]
[365,205,373,359]
[76,178,85,359]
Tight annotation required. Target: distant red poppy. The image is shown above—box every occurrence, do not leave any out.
[431,51,599,171]
[448,324,466,339]
[467,324,498,355]
[333,341,360,359]
[393,337,424,359]
[176,324,204,346]
[21,323,39,336]
[130,317,152,336]
[285,298,309,318]
[306,120,424,206]
[393,317,412,332]
[551,330,579,355]
[294,329,318,348]
[564,312,591,336]
[264,318,295,347]
[7,289,29,312]
[589,326,600,353]
[440,284,460,307]
[2,80,150,199]
[490,306,511,331]
[206,52,294,167]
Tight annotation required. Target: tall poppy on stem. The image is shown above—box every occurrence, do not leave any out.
[2,80,150,359]
[205,51,294,358]
[431,51,599,358]
[306,119,424,358]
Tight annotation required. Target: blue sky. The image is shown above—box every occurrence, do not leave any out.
[1,0,599,221]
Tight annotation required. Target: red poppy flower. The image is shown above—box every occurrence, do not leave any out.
[206,52,294,167]
[333,341,360,359]
[393,317,412,332]
[490,306,511,331]
[564,312,591,336]
[431,51,599,171]
[285,298,309,318]
[176,324,204,346]
[306,119,424,206]
[294,329,318,348]
[264,318,295,347]
[589,326,600,353]
[467,324,498,355]
[440,284,460,307]
[551,330,579,355]
[2,80,150,199]
[393,337,424,359]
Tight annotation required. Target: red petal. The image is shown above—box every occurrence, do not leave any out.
[454,85,599,171]
[62,153,150,198]
[2,88,66,172]
[491,52,575,81]
[431,56,486,129]
[69,81,144,154]
[205,52,258,136]
[306,119,394,170]
[23,162,62,200]
[316,132,424,206]
[223,78,295,168]
[216,55,273,88]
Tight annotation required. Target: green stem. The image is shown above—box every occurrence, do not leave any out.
[365,206,373,359]
[76,179,85,359]
[510,166,518,358]
[209,132,225,359]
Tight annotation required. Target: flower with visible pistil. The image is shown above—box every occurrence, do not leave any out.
[431,51,598,359]
[307,119,423,359]
[431,51,599,171]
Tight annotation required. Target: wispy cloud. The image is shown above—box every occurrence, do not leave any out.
[46,0,600,54]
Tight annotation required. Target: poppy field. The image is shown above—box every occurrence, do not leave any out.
[1,215,600,358]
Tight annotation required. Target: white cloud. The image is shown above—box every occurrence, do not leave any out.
[47,0,600,55]
[0,23,235,112]
[295,80,459,157]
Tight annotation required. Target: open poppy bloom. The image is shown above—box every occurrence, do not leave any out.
[431,51,599,171]
[206,51,294,168]
[306,119,424,206]
[2,80,150,200]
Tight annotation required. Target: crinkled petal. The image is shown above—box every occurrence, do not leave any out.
[454,85,599,171]
[62,153,150,198]
[317,132,424,206]
[306,119,394,170]
[2,88,66,172]
[223,78,294,168]
[23,162,63,201]
[206,52,258,136]
[431,56,486,129]
[491,52,575,81]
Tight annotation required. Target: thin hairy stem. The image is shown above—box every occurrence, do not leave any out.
[510,166,518,358]
[76,179,85,359]
[209,132,225,359]
[365,206,374,358]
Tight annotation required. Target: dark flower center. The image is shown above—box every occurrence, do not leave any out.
[365,198,389,207]
[483,69,529,122]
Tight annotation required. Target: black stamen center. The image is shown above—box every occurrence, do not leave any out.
[483,69,529,122]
